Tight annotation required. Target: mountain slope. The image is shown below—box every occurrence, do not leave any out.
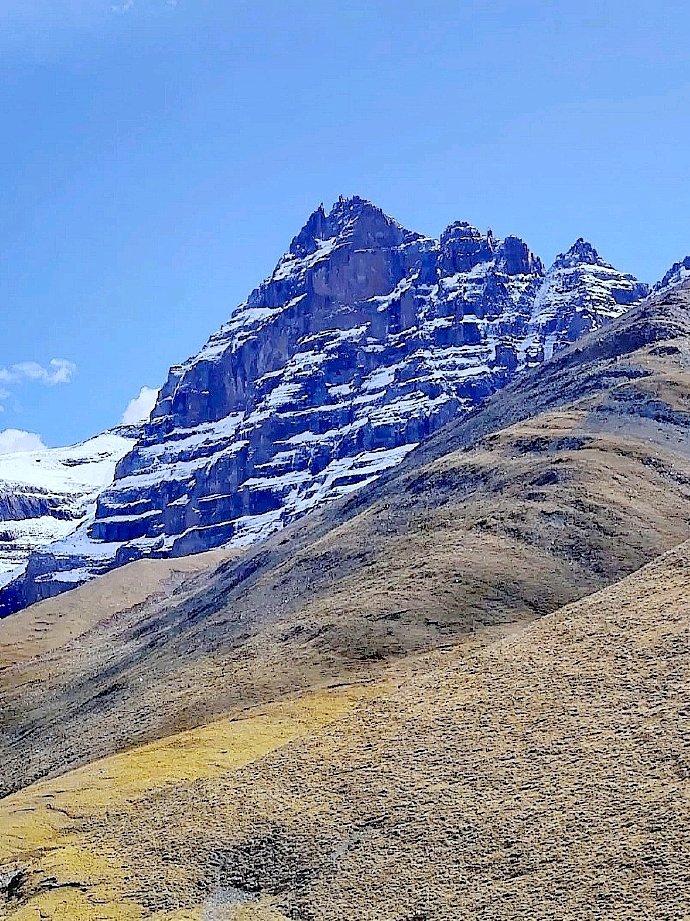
[1,285,688,801]
[0,431,136,589]
[0,197,649,614]
[1,535,688,920]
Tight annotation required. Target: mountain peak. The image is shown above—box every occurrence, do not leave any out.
[288,203,329,257]
[0,206,653,615]
[289,196,418,258]
[438,221,495,273]
[439,223,543,276]
[554,238,606,269]
[497,235,545,276]
[440,219,485,238]
[329,193,378,219]
[653,255,690,295]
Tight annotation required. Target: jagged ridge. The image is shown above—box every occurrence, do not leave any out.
[0,197,656,614]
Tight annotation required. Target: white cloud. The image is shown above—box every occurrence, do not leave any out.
[121,385,159,425]
[111,0,178,13]
[0,358,77,387]
[0,429,46,455]
[0,358,77,412]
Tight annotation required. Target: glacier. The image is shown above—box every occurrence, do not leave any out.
[0,430,137,589]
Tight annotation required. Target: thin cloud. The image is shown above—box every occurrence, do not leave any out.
[0,358,76,412]
[111,0,179,13]
[121,385,159,425]
[0,359,77,387]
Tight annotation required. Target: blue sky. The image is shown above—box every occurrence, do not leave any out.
[1,0,689,448]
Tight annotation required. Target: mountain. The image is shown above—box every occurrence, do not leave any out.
[4,539,687,920]
[1,283,689,799]
[0,197,650,615]
[525,237,648,358]
[0,430,137,590]
[653,253,690,295]
[0,284,689,919]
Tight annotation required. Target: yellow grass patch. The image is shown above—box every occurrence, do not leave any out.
[0,684,379,920]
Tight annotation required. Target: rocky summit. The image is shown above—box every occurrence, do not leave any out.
[654,254,690,296]
[0,197,652,614]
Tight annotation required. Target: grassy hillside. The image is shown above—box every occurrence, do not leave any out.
[1,289,689,801]
[0,549,234,667]
[0,685,381,919]
[1,537,688,919]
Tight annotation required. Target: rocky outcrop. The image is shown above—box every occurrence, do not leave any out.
[0,197,652,615]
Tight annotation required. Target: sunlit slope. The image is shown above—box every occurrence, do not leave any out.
[1,288,690,800]
[0,685,380,920]
[2,542,688,919]
[0,548,233,666]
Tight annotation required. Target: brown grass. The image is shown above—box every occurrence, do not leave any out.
[2,330,690,800]
[0,549,234,666]
[2,541,688,919]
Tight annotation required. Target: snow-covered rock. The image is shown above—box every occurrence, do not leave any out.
[653,255,690,296]
[0,197,651,615]
[0,430,137,589]
[522,238,649,363]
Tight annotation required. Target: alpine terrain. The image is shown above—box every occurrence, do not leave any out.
[0,250,689,920]
[0,197,652,614]
[0,430,136,589]
[0,194,689,921]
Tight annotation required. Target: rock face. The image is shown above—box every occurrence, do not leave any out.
[0,197,651,615]
[654,255,690,296]
[0,431,136,590]
[525,238,648,360]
